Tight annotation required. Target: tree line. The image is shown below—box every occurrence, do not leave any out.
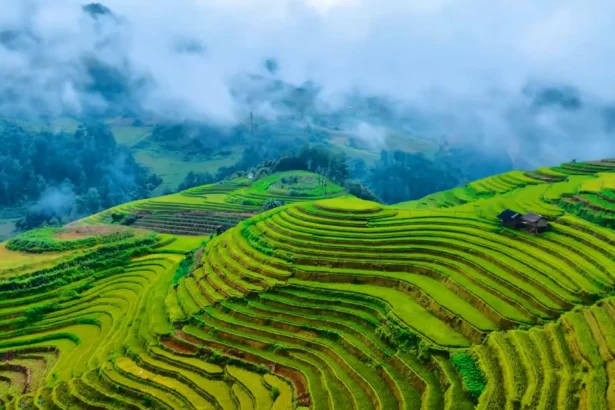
[178,144,511,204]
[0,121,161,230]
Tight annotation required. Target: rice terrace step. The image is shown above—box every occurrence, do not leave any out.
[3,163,615,409]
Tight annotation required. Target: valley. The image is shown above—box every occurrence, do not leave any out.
[1,2,613,408]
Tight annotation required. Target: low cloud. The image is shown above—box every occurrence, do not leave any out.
[353,122,387,151]
[1,0,615,165]
[30,182,76,218]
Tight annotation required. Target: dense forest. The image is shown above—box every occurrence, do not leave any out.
[180,144,511,204]
[0,121,161,230]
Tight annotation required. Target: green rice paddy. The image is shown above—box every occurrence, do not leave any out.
[3,162,615,409]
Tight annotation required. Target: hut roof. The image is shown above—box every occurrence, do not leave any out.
[497,209,520,221]
[521,212,545,223]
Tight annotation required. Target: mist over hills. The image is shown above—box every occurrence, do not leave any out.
[1,1,615,168]
[2,0,615,238]
[4,3,615,409]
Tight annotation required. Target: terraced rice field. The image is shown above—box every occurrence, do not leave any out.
[4,159,615,409]
[80,171,347,237]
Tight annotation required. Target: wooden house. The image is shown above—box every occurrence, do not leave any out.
[497,209,522,228]
[497,209,548,233]
[520,212,549,233]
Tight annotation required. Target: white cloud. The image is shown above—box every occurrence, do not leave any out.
[1,0,615,163]
[353,122,387,150]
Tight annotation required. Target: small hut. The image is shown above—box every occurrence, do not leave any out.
[497,209,549,233]
[497,209,521,228]
[521,212,549,233]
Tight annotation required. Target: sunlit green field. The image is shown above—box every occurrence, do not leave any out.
[3,160,615,409]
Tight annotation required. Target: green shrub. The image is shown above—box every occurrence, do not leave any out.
[208,349,224,364]
[280,176,298,185]
[25,303,60,322]
[417,340,432,361]
[143,395,153,407]
[451,353,486,402]
[6,227,134,253]
[121,214,138,226]
[0,235,158,298]
[75,317,100,326]
[62,290,79,299]
[263,200,285,211]
[172,250,197,286]
[288,189,302,197]
[271,386,280,401]
[75,282,94,294]
[241,225,277,258]
[110,212,139,226]
[268,343,284,353]
[376,319,420,350]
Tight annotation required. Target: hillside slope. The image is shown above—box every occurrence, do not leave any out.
[81,170,347,236]
[2,161,615,409]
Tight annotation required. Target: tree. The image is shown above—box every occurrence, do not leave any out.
[178,172,215,191]
[76,187,102,215]
[344,181,379,201]
[367,151,458,204]
[1,121,161,230]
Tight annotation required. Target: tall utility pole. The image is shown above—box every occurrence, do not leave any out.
[250,112,254,139]
[324,166,329,196]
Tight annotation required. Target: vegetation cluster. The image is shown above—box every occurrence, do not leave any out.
[0,121,161,231]
[6,227,133,253]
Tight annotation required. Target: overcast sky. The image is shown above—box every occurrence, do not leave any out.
[1,0,614,164]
